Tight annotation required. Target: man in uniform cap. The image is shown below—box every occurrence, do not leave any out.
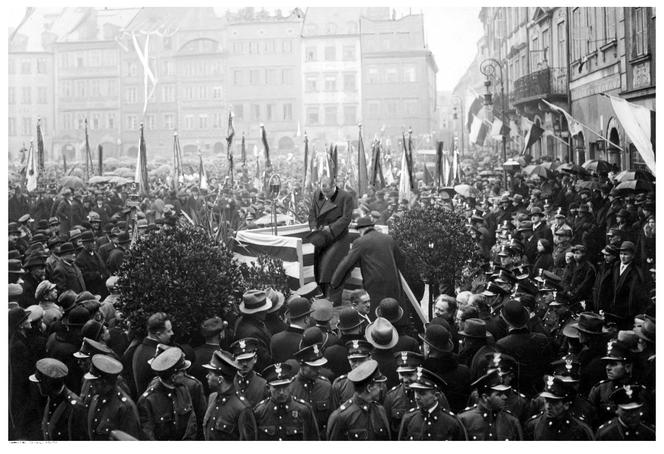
[326,359,391,440]
[290,344,332,435]
[458,369,522,440]
[230,337,268,406]
[330,339,373,409]
[398,367,467,440]
[254,363,321,440]
[269,296,312,363]
[595,384,654,440]
[293,281,321,300]
[29,357,86,440]
[233,290,273,371]
[480,352,530,423]
[137,347,197,440]
[84,354,141,440]
[531,206,553,245]
[202,350,257,440]
[587,339,651,427]
[524,375,594,440]
[74,337,119,405]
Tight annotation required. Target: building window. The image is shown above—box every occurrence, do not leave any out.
[128,62,137,77]
[571,8,582,60]
[75,81,86,98]
[265,69,277,85]
[282,39,292,53]
[163,36,172,50]
[325,106,337,125]
[90,80,101,97]
[164,114,174,130]
[531,36,539,71]
[21,59,31,74]
[9,58,15,74]
[343,73,356,91]
[305,75,318,92]
[342,45,355,61]
[213,86,222,99]
[22,87,31,104]
[404,66,416,82]
[36,58,47,74]
[306,106,319,125]
[343,105,357,125]
[557,21,567,65]
[281,68,293,85]
[107,113,115,129]
[252,104,260,120]
[22,117,32,135]
[404,99,418,116]
[9,118,16,136]
[633,7,649,57]
[199,115,208,129]
[63,114,72,131]
[385,67,398,83]
[386,100,397,116]
[283,103,293,121]
[234,70,243,85]
[604,8,617,41]
[91,114,100,130]
[162,84,175,102]
[235,105,244,120]
[249,69,260,85]
[213,113,222,128]
[266,104,273,121]
[127,115,137,130]
[37,87,47,104]
[305,47,317,62]
[324,46,336,61]
[184,115,194,130]
[76,115,84,130]
[324,74,337,91]
[126,87,137,103]
[368,67,379,84]
[8,87,15,104]
[368,101,380,117]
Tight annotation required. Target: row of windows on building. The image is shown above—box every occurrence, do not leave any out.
[8,86,50,105]
[57,49,119,69]
[8,117,47,137]
[366,65,417,84]
[305,104,358,126]
[304,44,357,62]
[230,38,295,55]
[233,68,295,86]
[361,31,416,53]
[59,79,119,99]
[8,57,48,75]
[305,72,358,92]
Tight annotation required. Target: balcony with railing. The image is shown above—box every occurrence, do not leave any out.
[511,67,568,105]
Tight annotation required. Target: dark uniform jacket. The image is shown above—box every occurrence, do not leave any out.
[203,389,257,440]
[131,337,160,397]
[399,402,467,440]
[529,394,596,429]
[587,380,650,427]
[524,411,594,440]
[87,387,141,440]
[458,404,522,440]
[137,380,197,440]
[269,325,305,363]
[308,187,354,284]
[41,387,86,441]
[330,374,355,410]
[567,260,596,303]
[423,355,471,413]
[289,372,332,435]
[495,328,553,397]
[327,394,390,440]
[253,396,320,440]
[234,371,268,407]
[51,259,86,294]
[609,262,649,327]
[595,417,655,440]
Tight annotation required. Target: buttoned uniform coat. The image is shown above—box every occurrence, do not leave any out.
[40,387,87,441]
[399,403,467,440]
[330,228,407,316]
[457,405,522,440]
[308,187,354,284]
[86,386,141,440]
[253,396,320,440]
[137,380,197,440]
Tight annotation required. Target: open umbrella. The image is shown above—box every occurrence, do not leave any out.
[576,180,600,191]
[614,169,655,183]
[503,159,521,170]
[110,167,134,178]
[612,179,654,195]
[108,176,133,185]
[60,176,85,189]
[454,184,479,198]
[558,162,589,176]
[523,164,553,179]
[438,187,456,199]
[541,161,560,171]
[150,165,172,177]
[89,175,111,184]
[582,160,612,174]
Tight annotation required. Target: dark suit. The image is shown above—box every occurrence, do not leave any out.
[269,325,305,363]
[423,354,471,414]
[567,260,596,304]
[331,228,407,317]
[76,249,109,297]
[532,222,553,245]
[55,199,73,237]
[51,259,86,293]
[495,328,553,397]
[609,261,649,328]
[308,187,353,285]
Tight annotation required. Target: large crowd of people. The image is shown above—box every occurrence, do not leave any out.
[7,150,656,441]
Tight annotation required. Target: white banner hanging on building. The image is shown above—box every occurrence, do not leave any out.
[606,95,655,173]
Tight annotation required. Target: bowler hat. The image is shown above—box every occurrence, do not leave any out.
[356,216,375,229]
[365,317,398,350]
[66,306,91,327]
[58,242,75,256]
[409,367,447,391]
[200,316,225,338]
[23,254,46,269]
[312,302,334,323]
[375,298,404,324]
[458,318,491,339]
[500,299,529,329]
[635,316,655,344]
[337,308,364,331]
[300,327,329,350]
[262,362,295,386]
[29,358,69,383]
[116,232,131,244]
[619,241,636,253]
[286,296,313,320]
[239,289,271,314]
[419,323,454,352]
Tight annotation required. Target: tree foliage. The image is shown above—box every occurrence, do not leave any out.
[237,254,291,298]
[389,205,477,291]
[117,223,242,341]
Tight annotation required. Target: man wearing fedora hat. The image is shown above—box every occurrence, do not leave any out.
[51,242,86,294]
[331,216,408,319]
[18,253,47,309]
[531,206,553,245]
[254,362,321,440]
[233,290,273,370]
[269,296,312,363]
[495,299,553,397]
[137,347,197,440]
[75,230,109,298]
[595,384,655,440]
[607,241,650,330]
[105,232,131,275]
[327,359,391,440]
[202,350,257,440]
[399,367,467,440]
[366,316,419,389]
[420,323,471,413]
[458,318,495,377]
[264,288,287,336]
[633,315,655,388]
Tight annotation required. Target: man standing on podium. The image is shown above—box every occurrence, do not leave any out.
[308,176,354,306]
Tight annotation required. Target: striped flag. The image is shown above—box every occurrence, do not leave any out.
[25,141,38,192]
[469,114,489,146]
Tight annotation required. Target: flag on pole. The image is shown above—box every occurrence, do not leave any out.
[521,121,544,156]
[303,133,309,189]
[84,118,92,180]
[226,112,235,183]
[465,89,484,132]
[541,99,583,136]
[369,139,384,190]
[357,125,369,196]
[198,151,208,190]
[25,141,38,192]
[254,145,262,191]
[442,152,451,186]
[97,144,103,176]
[402,131,415,191]
[241,132,246,167]
[135,123,149,196]
[423,164,434,186]
[469,114,489,146]
[452,147,460,184]
[489,118,504,140]
[435,141,444,187]
[328,144,338,179]
[261,124,271,168]
[36,118,44,173]
[172,132,183,191]
[607,94,655,172]
[398,144,414,203]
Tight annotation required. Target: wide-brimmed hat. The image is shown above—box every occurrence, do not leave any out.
[239,289,272,314]
[356,216,375,229]
[419,323,454,352]
[635,316,655,344]
[58,242,76,256]
[365,317,398,350]
[265,288,285,314]
[568,312,604,335]
[375,298,403,324]
[500,299,529,329]
[203,350,238,379]
[8,259,25,275]
[459,318,491,339]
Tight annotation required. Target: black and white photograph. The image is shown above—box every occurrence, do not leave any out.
[5,2,658,444]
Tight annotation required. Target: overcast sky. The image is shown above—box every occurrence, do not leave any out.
[6,3,483,92]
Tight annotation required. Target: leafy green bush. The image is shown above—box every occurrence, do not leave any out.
[238,254,291,299]
[116,223,242,341]
[389,205,477,293]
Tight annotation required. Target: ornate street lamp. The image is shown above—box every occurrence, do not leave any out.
[480,58,508,188]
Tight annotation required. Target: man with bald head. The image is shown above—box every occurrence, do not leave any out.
[308,176,354,305]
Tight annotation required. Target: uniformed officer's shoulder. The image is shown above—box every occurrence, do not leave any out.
[338,398,354,412]
[141,385,157,399]
[596,379,610,385]
[388,384,400,393]
[65,389,80,406]
[503,408,513,415]
[518,392,527,399]
[318,375,330,383]
[256,397,270,408]
[333,374,347,384]
[458,404,477,415]
[293,397,309,406]
[528,411,544,422]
